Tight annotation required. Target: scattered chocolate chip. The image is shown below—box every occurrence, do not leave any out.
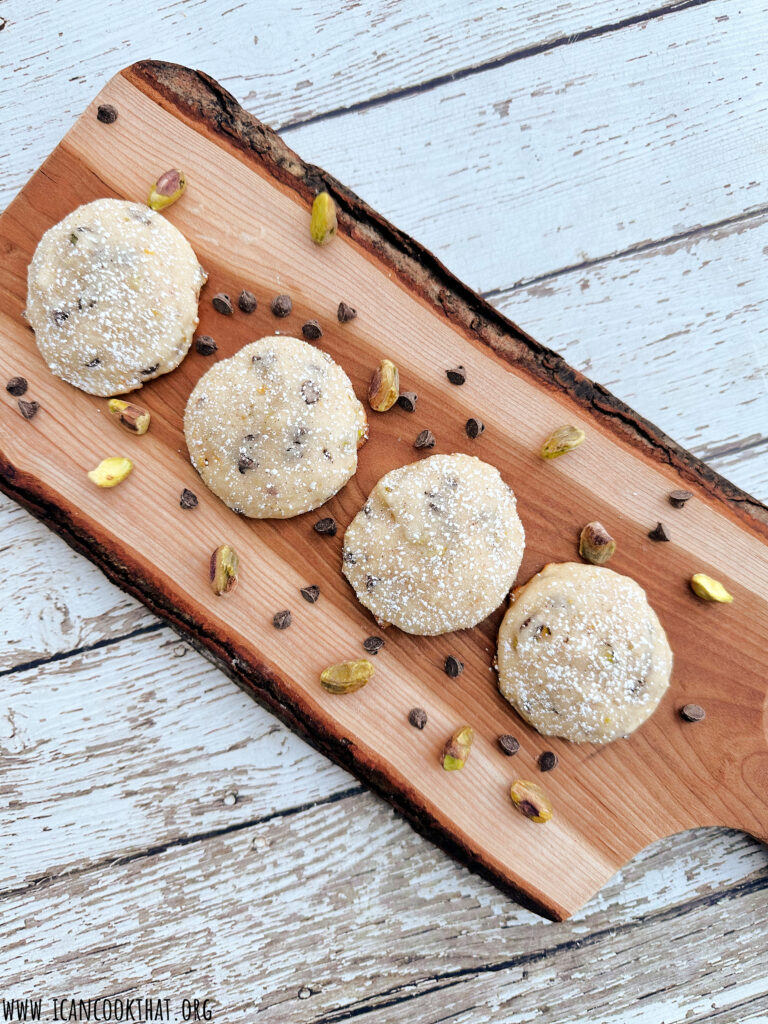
[237,289,257,314]
[273,609,292,630]
[538,751,558,772]
[52,309,69,326]
[212,293,234,316]
[6,376,27,397]
[314,516,337,536]
[397,391,418,412]
[465,417,484,439]
[337,301,357,323]
[96,103,118,124]
[669,489,693,509]
[414,429,436,450]
[85,357,101,367]
[300,584,320,603]
[238,455,256,473]
[365,575,380,590]
[180,488,198,509]
[648,522,670,542]
[141,364,159,376]
[363,636,385,655]
[408,708,427,730]
[301,319,323,341]
[195,334,218,356]
[271,294,292,317]
[301,380,321,404]
[18,399,39,420]
[446,366,466,386]
[680,703,706,722]
[343,550,357,565]
[498,735,520,756]
[444,655,464,678]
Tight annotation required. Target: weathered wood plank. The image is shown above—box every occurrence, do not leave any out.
[0,627,354,891]
[492,210,768,501]
[0,0,694,211]
[284,1,767,292]
[1,787,765,1024]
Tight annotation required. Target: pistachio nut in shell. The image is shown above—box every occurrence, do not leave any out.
[579,521,616,565]
[368,359,399,412]
[210,544,239,596]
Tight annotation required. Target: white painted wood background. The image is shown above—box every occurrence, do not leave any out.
[1,0,767,1020]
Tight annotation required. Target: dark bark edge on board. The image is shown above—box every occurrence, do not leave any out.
[125,58,768,537]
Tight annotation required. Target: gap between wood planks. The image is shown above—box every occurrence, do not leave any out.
[276,0,719,132]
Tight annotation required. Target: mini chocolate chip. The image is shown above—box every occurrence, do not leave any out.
[141,364,159,376]
[238,455,256,473]
[273,609,292,630]
[85,357,101,368]
[343,550,357,565]
[300,584,320,603]
[408,708,427,730]
[414,429,436,449]
[6,376,28,396]
[314,516,337,536]
[212,293,233,316]
[337,301,357,323]
[498,734,520,756]
[301,380,321,404]
[237,290,257,313]
[180,488,198,509]
[444,655,464,678]
[271,294,292,317]
[538,751,558,772]
[96,104,118,124]
[18,399,39,420]
[680,703,706,722]
[397,391,418,412]
[365,575,380,590]
[301,319,323,341]
[52,309,69,326]
[446,366,466,385]
[195,335,218,356]
[648,522,670,542]
[465,417,484,439]
[669,489,693,509]
[363,636,385,655]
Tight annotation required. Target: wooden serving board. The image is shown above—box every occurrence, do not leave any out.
[1,61,766,922]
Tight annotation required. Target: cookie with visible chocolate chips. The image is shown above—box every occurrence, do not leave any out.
[184,335,367,518]
[26,198,205,396]
[342,453,525,635]
[497,562,672,744]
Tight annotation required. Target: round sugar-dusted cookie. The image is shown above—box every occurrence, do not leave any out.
[342,454,525,636]
[184,336,367,518]
[497,562,672,744]
[25,198,206,396]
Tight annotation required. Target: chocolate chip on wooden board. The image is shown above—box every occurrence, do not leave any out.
[337,301,357,323]
[238,290,257,313]
[180,488,199,509]
[408,708,427,730]
[648,522,670,542]
[6,376,27,396]
[680,703,706,722]
[465,417,484,438]
[314,516,337,536]
[18,399,39,420]
[301,320,323,341]
[446,366,466,386]
[538,751,558,772]
[397,392,418,412]
[363,636,385,655]
[96,104,118,124]
[212,293,233,316]
[414,429,436,450]
[498,734,520,756]
[273,609,292,630]
[444,655,464,678]
[669,489,693,508]
[300,585,320,603]
[271,294,293,318]
[195,335,218,356]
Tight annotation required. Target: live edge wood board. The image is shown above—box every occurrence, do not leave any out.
[1,61,766,922]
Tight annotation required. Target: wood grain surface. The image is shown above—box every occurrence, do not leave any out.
[1,58,766,923]
[1,1,767,1018]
